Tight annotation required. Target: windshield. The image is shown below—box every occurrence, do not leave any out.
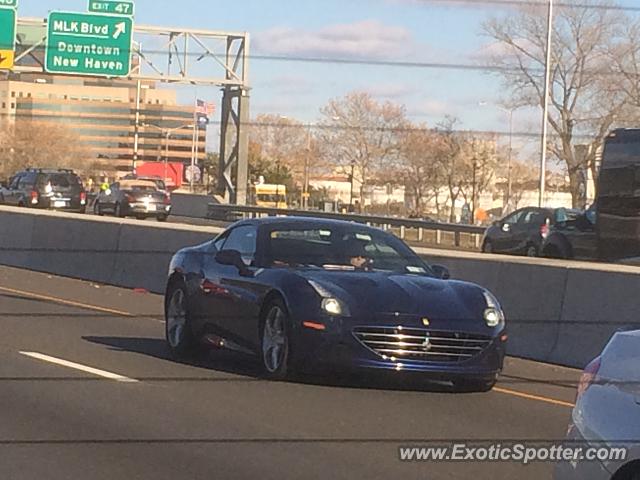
[266,227,430,274]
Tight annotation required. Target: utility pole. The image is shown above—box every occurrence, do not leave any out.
[132,79,142,173]
[539,0,554,207]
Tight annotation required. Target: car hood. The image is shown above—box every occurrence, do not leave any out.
[297,270,487,322]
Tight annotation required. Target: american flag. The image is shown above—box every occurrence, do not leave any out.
[196,100,216,118]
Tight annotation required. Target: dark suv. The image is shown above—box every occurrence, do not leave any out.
[0,168,87,213]
[482,207,581,257]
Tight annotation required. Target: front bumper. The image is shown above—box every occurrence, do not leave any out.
[554,425,612,480]
[292,315,506,379]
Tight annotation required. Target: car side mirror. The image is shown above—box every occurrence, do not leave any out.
[431,264,451,280]
[215,249,252,276]
[501,223,511,233]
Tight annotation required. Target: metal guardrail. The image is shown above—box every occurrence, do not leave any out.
[207,203,487,248]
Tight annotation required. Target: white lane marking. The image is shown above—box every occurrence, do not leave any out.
[20,352,139,383]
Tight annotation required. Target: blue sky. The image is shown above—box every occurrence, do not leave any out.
[17,0,640,154]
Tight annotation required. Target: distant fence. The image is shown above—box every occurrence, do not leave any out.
[207,203,487,249]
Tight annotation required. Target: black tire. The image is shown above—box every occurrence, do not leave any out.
[543,245,565,259]
[525,244,538,257]
[114,202,124,218]
[135,214,146,221]
[453,376,497,393]
[157,214,168,222]
[164,283,197,357]
[93,201,104,216]
[482,240,494,254]
[260,298,292,380]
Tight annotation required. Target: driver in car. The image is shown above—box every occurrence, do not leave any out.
[345,240,373,271]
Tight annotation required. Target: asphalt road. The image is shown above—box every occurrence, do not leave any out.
[0,266,581,480]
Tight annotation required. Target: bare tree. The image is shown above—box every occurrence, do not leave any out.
[508,161,540,210]
[249,114,319,187]
[484,1,631,206]
[437,118,469,222]
[0,121,93,178]
[457,136,498,219]
[319,92,406,206]
[386,124,447,213]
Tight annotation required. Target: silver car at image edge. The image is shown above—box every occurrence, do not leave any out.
[555,330,640,480]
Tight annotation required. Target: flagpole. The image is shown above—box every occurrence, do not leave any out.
[192,122,199,192]
[191,95,197,193]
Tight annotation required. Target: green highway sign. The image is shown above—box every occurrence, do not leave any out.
[45,11,133,77]
[0,0,17,8]
[88,1,134,17]
[0,7,16,70]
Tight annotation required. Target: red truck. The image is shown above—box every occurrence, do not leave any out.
[135,162,184,191]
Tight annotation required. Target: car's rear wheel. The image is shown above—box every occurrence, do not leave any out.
[157,214,168,222]
[165,284,196,357]
[453,375,497,393]
[525,244,538,257]
[482,240,494,254]
[260,299,291,380]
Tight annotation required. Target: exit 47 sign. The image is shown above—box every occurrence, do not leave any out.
[0,7,16,70]
[45,11,133,77]
[88,1,134,17]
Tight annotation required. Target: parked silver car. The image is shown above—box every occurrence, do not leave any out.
[555,330,640,479]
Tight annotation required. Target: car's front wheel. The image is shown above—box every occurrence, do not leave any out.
[452,375,498,393]
[482,240,494,254]
[260,299,292,380]
[165,283,196,357]
[114,202,124,218]
[157,214,168,222]
[93,201,104,216]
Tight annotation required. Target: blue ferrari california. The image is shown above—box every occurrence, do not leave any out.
[165,217,507,391]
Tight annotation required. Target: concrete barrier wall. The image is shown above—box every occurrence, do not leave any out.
[0,206,223,294]
[2,205,639,369]
[170,193,215,219]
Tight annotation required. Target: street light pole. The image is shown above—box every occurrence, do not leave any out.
[507,108,514,210]
[303,126,311,210]
[539,0,554,207]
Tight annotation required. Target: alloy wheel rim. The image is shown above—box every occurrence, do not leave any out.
[262,306,287,373]
[167,289,187,348]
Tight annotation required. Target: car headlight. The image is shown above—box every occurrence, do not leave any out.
[483,290,505,327]
[309,280,351,317]
[322,298,344,316]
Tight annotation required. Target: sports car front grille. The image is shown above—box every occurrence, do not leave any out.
[353,326,492,363]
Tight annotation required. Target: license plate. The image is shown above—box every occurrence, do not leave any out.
[54,201,67,208]
[146,204,156,212]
